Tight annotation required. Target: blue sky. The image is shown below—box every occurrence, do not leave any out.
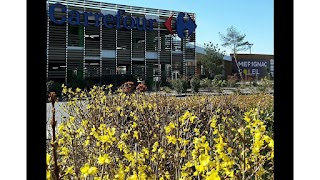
[97,0,273,55]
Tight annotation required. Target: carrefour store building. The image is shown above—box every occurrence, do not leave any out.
[46,0,197,85]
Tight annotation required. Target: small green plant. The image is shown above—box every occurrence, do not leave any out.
[214,74,224,81]
[258,77,273,93]
[200,78,211,88]
[163,86,172,93]
[172,78,188,94]
[190,76,200,93]
[212,79,227,88]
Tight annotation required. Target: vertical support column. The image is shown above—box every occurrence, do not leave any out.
[170,11,173,80]
[83,0,86,80]
[130,7,133,75]
[157,9,161,81]
[65,2,69,85]
[144,8,147,80]
[182,38,186,79]
[193,13,197,76]
[115,4,118,74]
[99,2,103,84]
[157,10,161,80]
[46,1,50,81]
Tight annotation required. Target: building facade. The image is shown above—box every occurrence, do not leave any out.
[46,0,197,84]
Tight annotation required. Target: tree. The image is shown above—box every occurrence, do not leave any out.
[197,42,225,79]
[219,26,251,80]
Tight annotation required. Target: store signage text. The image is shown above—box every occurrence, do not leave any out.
[49,3,157,31]
[237,61,268,68]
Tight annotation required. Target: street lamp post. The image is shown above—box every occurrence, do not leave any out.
[248,43,253,54]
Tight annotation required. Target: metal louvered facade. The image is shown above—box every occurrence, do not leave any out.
[47,0,196,84]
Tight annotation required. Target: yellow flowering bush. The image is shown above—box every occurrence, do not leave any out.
[47,85,273,180]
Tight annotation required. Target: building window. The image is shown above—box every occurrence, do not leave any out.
[49,63,66,71]
[68,26,84,47]
[117,66,127,74]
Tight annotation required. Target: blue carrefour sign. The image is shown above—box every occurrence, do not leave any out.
[164,12,197,39]
[49,3,157,31]
[49,3,197,38]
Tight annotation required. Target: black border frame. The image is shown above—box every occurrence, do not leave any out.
[274,0,294,179]
[27,0,293,179]
[27,0,47,179]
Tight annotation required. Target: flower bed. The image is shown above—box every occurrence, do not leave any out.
[46,85,274,180]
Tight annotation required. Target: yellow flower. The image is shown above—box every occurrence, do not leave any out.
[69,116,75,123]
[195,164,205,173]
[81,120,88,127]
[268,139,274,148]
[76,87,81,93]
[131,122,137,129]
[88,166,98,175]
[133,131,139,139]
[270,151,274,159]
[120,132,128,140]
[244,115,251,123]
[185,161,193,168]
[190,115,197,123]
[166,135,177,145]
[100,135,110,143]
[165,171,170,179]
[164,126,171,134]
[128,171,138,180]
[84,139,90,146]
[183,139,189,146]
[65,166,74,175]
[210,118,217,128]
[152,142,159,152]
[254,132,262,140]
[116,106,121,112]
[181,150,187,157]
[199,154,210,166]
[46,170,51,179]
[158,148,164,154]
[46,153,51,165]
[142,147,149,156]
[58,138,64,145]
[80,163,90,177]
[59,147,69,156]
[58,123,65,134]
[205,169,221,180]
[237,128,244,136]
[194,128,200,136]
[169,122,176,128]
[98,154,111,165]
[256,168,265,176]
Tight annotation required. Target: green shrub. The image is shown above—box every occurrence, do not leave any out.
[190,76,200,93]
[172,78,188,94]
[163,86,172,93]
[212,79,227,88]
[214,74,224,81]
[200,78,211,88]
